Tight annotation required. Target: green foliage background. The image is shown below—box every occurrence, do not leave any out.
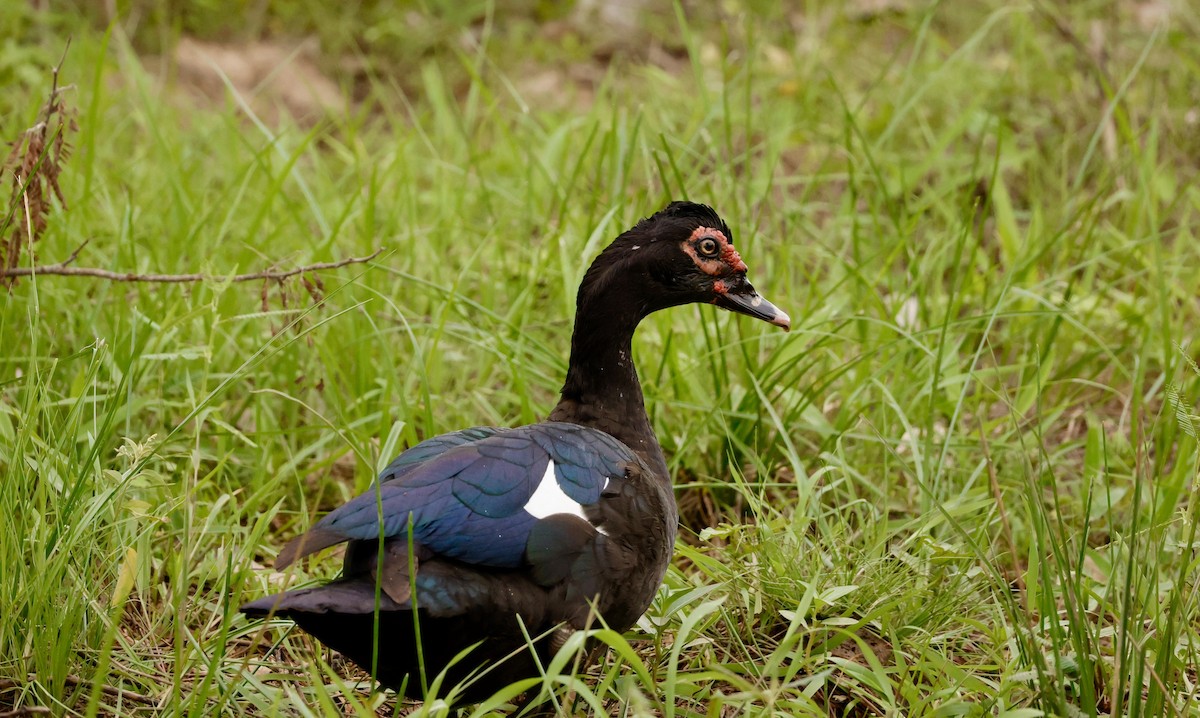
[1,1,1198,715]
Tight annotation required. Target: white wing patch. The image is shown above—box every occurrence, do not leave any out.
[524,460,610,536]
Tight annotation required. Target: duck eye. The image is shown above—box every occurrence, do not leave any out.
[697,237,719,257]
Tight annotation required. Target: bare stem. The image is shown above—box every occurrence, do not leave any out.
[0,245,383,283]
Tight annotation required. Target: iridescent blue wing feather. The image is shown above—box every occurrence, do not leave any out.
[276,422,636,573]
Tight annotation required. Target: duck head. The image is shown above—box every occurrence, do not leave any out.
[580,201,790,330]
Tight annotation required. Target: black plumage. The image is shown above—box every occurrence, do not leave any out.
[240,202,790,705]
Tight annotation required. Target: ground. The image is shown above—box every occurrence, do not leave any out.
[0,0,1198,716]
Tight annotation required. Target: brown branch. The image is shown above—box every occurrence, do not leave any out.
[61,673,153,705]
[0,246,382,282]
[0,670,153,714]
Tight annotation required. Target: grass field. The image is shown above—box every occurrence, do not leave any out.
[2,1,1199,715]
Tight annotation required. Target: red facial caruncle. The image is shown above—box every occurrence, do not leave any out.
[682,226,747,277]
[720,241,747,273]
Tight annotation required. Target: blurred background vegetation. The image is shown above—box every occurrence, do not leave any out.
[2,0,1199,716]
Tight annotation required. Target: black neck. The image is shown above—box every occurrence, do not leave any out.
[548,271,668,478]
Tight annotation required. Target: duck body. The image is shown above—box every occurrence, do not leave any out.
[244,423,675,702]
[240,202,789,704]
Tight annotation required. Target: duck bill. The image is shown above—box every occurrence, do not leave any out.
[715,281,791,331]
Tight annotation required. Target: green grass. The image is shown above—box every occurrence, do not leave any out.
[2,1,1199,715]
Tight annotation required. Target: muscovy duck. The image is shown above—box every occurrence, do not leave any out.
[241,201,789,703]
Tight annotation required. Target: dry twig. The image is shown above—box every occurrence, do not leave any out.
[2,45,380,295]
[60,674,154,705]
[0,672,153,715]
[0,243,382,283]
